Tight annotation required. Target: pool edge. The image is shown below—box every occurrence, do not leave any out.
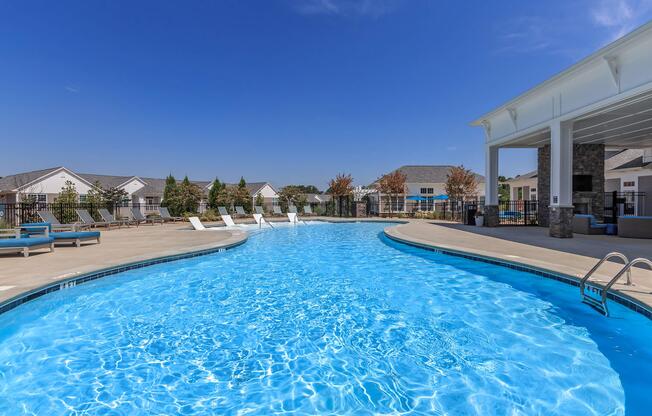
[0,235,248,316]
[383,229,652,320]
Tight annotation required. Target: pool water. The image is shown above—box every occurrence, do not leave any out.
[0,222,650,415]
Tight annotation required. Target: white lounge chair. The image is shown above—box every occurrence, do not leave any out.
[287,206,305,225]
[189,216,223,231]
[253,206,274,228]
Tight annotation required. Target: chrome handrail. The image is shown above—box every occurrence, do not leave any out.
[580,252,631,298]
[601,258,652,305]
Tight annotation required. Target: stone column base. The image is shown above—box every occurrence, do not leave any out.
[484,205,499,227]
[549,206,574,238]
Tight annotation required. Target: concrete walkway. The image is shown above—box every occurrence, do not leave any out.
[0,223,246,304]
[385,221,652,310]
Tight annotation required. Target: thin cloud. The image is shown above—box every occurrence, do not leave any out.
[590,0,652,41]
[65,86,79,93]
[290,0,400,17]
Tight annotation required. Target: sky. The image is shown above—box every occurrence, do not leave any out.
[1,0,652,190]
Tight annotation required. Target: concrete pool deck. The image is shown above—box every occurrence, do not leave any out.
[385,221,652,313]
[0,217,650,316]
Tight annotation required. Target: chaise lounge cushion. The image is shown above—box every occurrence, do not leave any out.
[20,223,100,240]
[0,237,54,248]
[572,214,606,235]
[51,231,101,240]
[618,216,652,239]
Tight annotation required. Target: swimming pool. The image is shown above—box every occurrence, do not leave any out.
[0,222,650,414]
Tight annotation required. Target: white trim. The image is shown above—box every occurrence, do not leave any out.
[16,167,98,192]
[471,21,652,125]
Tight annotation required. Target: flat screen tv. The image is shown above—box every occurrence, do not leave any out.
[573,175,593,192]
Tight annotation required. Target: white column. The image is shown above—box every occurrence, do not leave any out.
[550,120,573,207]
[485,145,499,205]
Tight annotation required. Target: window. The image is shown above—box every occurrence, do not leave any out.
[530,188,536,193]
[27,194,46,203]
[79,195,87,202]
[420,187,434,194]
[623,181,635,187]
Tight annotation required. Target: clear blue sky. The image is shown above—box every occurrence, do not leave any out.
[2,0,651,190]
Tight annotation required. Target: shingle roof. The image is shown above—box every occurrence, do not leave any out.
[612,156,652,170]
[78,173,136,189]
[0,167,63,192]
[504,170,538,183]
[374,165,485,185]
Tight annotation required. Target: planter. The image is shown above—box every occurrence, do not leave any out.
[475,216,484,227]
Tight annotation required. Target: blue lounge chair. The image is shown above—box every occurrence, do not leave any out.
[20,222,101,247]
[0,226,54,257]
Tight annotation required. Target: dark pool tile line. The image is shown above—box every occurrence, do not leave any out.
[0,240,246,316]
[385,232,652,320]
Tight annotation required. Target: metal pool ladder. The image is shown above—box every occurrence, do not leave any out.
[580,252,652,316]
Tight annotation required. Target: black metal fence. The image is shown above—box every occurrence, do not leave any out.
[604,191,646,223]
[498,200,539,226]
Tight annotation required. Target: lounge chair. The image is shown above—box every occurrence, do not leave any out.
[188,216,233,231]
[287,205,305,225]
[20,222,101,247]
[37,210,91,230]
[98,208,133,227]
[618,216,652,238]
[273,206,283,216]
[572,214,606,235]
[159,207,183,222]
[252,206,274,228]
[130,207,164,226]
[303,205,314,215]
[218,207,246,228]
[76,209,112,229]
[0,226,54,257]
[235,206,248,217]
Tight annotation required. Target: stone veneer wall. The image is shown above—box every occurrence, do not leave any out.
[537,144,605,227]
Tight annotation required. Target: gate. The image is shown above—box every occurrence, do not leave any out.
[498,200,538,225]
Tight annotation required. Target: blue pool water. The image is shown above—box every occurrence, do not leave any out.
[0,222,650,415]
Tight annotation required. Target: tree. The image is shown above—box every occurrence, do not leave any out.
[101,187,129,206]
[498,175,510,202]
[231,176,252,212]
[178,176,203,213]
[376,170,407,216]
[85,181,105,206]
[162,174,177,207]
[254,192,264,208]
[207,178,223,209]
[445,166,479,201]
[278,186,307,212]
[283,185,320,194]
[55,180,79,204]
[328,173,354,217]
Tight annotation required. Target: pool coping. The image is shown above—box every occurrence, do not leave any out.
[383,228,652,320]
[0,235,248,316]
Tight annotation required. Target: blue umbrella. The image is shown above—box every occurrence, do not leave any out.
[433,194,449,200]
[406,195,427,201]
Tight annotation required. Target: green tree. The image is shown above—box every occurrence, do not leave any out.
[278,185,308,212]
[101,187,129,206]
[177,176,203,213]
[498,175,510,202]
[254,192,265,209]
[284,185,320,194]
[86,181,105,206]
[162,174,177,207]
[207,178,223,209]
[228,177,251,212]
[56,180,79,204]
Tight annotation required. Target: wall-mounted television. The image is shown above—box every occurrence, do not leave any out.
[573,175,593,192]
